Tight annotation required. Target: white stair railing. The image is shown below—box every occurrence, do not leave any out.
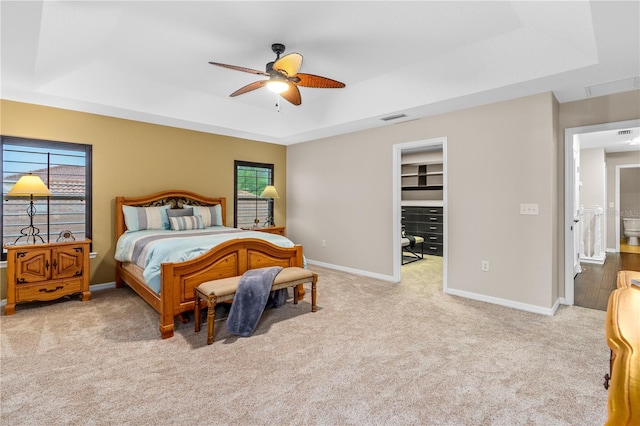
[578,205,605,264]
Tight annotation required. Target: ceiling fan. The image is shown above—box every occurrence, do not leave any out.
[209,43,345,106]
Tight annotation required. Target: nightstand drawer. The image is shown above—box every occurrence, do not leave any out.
[17,279,83,302]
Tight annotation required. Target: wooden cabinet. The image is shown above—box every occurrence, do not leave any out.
[402,206,443,256]
[251,226,285,236]
[4,240,91,315]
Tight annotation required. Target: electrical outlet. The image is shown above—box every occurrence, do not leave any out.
[520,203,539,215]
[321,240,326,248]
[481,260,490,272]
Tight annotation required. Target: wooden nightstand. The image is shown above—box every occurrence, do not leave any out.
[251,226,285,236]
[4,239,91,315]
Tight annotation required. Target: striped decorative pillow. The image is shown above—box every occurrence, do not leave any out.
[183,204,222,227]
[169,215,204,231]
[123,205,171,231]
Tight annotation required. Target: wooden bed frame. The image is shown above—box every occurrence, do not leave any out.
[115,190,304,339]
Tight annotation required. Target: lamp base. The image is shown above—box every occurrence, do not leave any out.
[13,225,45,245]
[13,198,45,244]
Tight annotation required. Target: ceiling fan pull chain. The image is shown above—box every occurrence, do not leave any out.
[275,94,281,113]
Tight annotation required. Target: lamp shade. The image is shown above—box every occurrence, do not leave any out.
[260,185,280,199]
[7,174,52,197]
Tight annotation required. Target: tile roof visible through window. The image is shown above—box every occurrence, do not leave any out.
[5,165,86,196]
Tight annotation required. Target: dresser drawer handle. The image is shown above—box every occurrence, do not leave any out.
[39,286,64,293]
[429,209,438,213]
[430,227,437,230]
[429,237,437,240]
[429,217,437,221]
[428,246,438,250]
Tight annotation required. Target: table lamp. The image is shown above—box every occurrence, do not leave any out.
[260,185,280,227]
[7,173,52,244]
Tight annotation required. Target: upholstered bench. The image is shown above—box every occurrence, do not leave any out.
[194,267,317,344]
[402,235,424,264]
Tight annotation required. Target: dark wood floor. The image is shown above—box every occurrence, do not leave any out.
[574,252,640,311]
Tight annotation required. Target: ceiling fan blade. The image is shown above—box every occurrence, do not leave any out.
[209,62,268,76]
[230,80,267,97]
[273,53,303,77]
[279,83,301,105]
[295,73,346,88]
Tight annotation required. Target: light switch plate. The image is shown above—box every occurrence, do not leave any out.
[520,203,539,215]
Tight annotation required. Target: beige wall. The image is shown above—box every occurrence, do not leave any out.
[288,92,559,310]
[580,148,606,211]
[0,100,287,299]
[579,148,606,255]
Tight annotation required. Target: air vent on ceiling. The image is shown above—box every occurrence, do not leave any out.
[380,114,407,122]
[618,130,632,135]
[584,77,640,98]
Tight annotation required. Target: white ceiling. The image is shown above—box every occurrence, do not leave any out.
[578,126,640,153]
[1,1,639,145]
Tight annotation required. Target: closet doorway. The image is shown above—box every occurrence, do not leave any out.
[392,137,448,289]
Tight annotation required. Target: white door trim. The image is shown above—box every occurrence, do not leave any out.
[392,137,448,287]
[563,119,640,306]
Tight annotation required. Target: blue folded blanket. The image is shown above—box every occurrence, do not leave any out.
[226,266,285,337]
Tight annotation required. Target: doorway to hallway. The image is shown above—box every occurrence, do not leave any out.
[564,119,640,307]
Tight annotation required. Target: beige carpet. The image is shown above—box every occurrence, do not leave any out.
[1,257,610,425]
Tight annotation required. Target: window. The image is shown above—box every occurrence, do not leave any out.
[234,161,274,228]
[2,136,92,256]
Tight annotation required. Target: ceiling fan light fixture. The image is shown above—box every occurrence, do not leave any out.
[267,80,288,94]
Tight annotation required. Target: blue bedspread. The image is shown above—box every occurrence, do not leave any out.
[115,226,301,294]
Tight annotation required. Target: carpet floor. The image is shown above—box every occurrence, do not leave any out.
[1,258,609,425]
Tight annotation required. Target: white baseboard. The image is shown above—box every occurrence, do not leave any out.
[305,259,396,282]
[444,287,559,316]
[91,282,117,291]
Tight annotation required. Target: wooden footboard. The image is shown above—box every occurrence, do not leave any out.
[159,238,303,338]
[115,190,304,339]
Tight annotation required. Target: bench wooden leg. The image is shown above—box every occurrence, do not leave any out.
[207,300,216,345]
[311,274,317,312]
[194,289,201,332]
